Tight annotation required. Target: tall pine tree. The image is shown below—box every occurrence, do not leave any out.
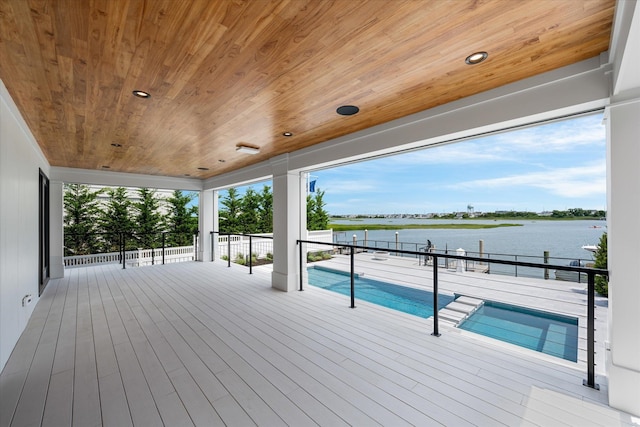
[99,187,134,251]
[258,185,273,233]
[307,190,329,230]
[63,184,103,255]
[134,188,164,248]
[219,188,242,233]
[239,188,261,233]
[166,190,198,246]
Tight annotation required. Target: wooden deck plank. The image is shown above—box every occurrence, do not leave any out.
[183,267,521,426]
[11,271,69,427]
[72,268,102,427]
[0,273,63,427]
[112,341,164,427]
[166,270,458,426]
[151,267,394,426]
[94,372,133,427]
[41,369,73,427]
[128,269,295,426]
[2,261,638,427]
[185,270,541,424]
[131,265,377,426]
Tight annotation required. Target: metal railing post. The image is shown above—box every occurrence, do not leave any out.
[122,233,126,270]
[350,246,356,309]
[515,255,518,277]
[210,231,214,261]
[299,241,304,291]
[227,234,231,267]
[249,235,253,274]
[432,256,440,337]
[162,233,166,265]
[584,272,599,389]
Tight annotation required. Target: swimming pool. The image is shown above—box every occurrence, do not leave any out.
[457,301,579,362]
[307,266,454,318]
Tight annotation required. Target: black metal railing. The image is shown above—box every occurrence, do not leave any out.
[335,238,594,281]
[297,239,607,390]
[211,231,274,275]
[64,231,198,269]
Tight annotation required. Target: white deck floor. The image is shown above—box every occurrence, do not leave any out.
[1,260,637,426]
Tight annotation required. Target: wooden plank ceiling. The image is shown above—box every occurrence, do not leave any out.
[0,0,615,179]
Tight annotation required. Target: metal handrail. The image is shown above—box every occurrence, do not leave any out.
[65,231,198,269]
[211,231,274,274]
[297,238,607,390]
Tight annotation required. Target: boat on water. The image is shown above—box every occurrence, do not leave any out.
[555,245,598,282]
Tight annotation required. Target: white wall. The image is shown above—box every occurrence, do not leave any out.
[0,79,50,370]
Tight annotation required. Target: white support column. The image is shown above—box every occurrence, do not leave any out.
[271,156,303,292]
[198,189,214,262]
[212,189,220,261]
[49,180,64,278]
[606,98,640,416]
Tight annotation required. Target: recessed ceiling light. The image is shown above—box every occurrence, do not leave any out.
[282,132,293,137]
[337,105,359,116]
[132,90,151,98]
[197,167,209,171]
[111,143,122,147]
[102,165,111,169]
[465,51,488,65]
[236,145,260,155]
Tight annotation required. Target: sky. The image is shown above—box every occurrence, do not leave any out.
[224,113,607,215]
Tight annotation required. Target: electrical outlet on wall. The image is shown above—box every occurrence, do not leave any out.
[22,294,33,307]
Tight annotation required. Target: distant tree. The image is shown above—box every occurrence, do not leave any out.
[594,232,608,297]
[239,188,261,233]
[219,187,242,233]
[550,210,565,218]
[165,190,198,246]
[307,190,329,230]
[257,185,273,233]
[63,184,103,255]
[134,188,164,248]
[99,187,134,251]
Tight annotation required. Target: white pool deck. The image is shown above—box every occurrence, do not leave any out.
[1,259,637,426]
[306,252,609,372]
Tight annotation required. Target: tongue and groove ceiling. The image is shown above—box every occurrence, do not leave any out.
[0,0,616,179]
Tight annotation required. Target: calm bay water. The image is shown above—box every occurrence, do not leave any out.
[331,218,606,266]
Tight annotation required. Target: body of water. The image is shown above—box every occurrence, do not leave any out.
[331,219,606,277]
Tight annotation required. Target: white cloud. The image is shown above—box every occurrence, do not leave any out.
[450,162,606,198]
[320,179,381,195]
[492,117,605,153]
[387,113,605,166]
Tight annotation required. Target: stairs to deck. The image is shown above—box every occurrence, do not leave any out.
[438,295,485,327]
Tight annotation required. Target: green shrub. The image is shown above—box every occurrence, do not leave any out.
[594,232,608,297]
[307,250,332,262]
[221,255,229,261]
[234,253,246,265]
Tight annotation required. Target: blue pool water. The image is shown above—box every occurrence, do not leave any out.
[307,266,454,318]
[458,301,579,362]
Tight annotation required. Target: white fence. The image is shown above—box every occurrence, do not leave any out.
[217,229,333,261]
[64,230,334,267]
[64,245,195,268]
